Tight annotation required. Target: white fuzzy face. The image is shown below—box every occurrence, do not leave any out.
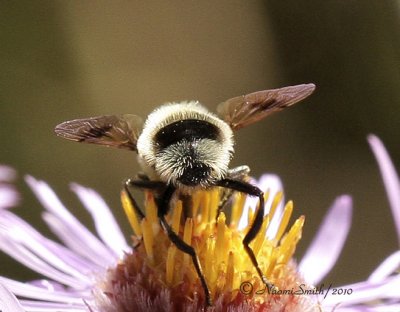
[136,101,234,189]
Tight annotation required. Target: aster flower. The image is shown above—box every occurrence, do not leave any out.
[0,134,399,311]
[0,171,319,311]
[0,165,324,311]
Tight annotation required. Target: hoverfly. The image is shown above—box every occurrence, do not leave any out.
[55,83,315,306]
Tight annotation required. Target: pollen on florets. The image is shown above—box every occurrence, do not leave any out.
[93,187,320,312]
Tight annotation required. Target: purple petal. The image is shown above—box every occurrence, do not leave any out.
[0,235,87,289]
[2,211,93,279]
[41,238,100,273]
[0,165,16,182]
[0,210,92,288]
[19,300,89,311]
[322,275,400,307]
[368,250,400,282]
[0,283,25,312]
[336,304,400,312]
[29,280,68,292]
[0,277,89,303]
[70,183,129,258]
[41,212,114,268]
[0,185,19,209]
[0,166,19,209]
[239,174,284,234]
[368,134,400,244]
[365,305,400,312]
[299,195,352,285]
[25,176,115,263]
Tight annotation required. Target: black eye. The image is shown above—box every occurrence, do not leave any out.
[155,119,219,150]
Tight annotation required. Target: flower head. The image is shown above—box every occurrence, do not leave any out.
[94,183,316,311]
[1,135,400,312]
[0,169,322,311]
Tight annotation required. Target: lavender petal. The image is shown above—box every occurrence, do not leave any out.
[42,212,114,268]
[19,299,89,311]
[0,185,19,209]
[0,283,25,312]
[299,195,352,285]
[70,183,129,258]
[0,166,16,182]
[25,176,115,263]
[0,277,90,303]
[322,275,400,307]
[0,210,92,287]
[368,250,400,282]
[239,174,284,235]
[368,134,400,244]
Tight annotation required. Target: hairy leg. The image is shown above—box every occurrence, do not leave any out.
[216,178,273,289]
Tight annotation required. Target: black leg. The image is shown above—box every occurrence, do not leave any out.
[216,165,251,221]
[124,178,167,220]
[123,181,145,220]
[126,178,166,190]
[157,185,212,306]
[215,188,233,220]
[216,179,273,289]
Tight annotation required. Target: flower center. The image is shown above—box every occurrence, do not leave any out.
[95,186,319,311]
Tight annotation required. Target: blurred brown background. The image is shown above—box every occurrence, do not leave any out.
[1,1,399,288]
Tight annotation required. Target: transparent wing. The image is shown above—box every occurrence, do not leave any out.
[217,83,316,130]
[54,114,143,151]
